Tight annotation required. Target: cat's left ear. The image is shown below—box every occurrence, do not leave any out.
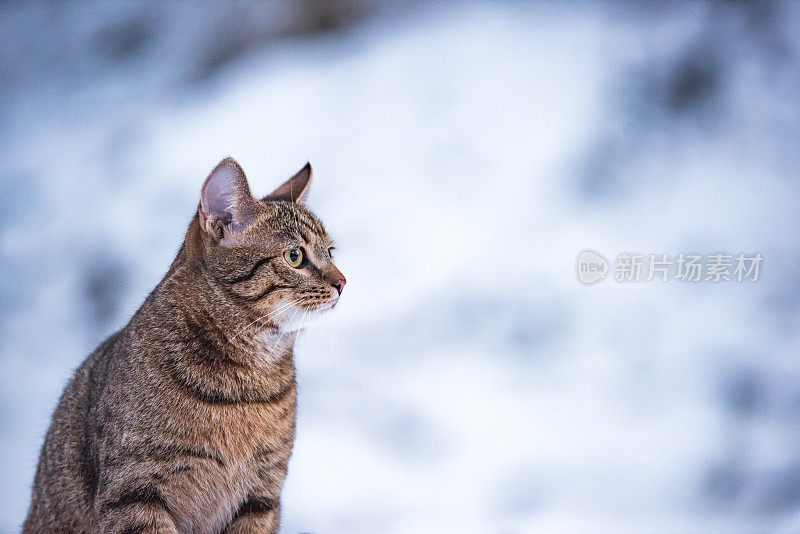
[199,158,259,242]
[263,163,312,204]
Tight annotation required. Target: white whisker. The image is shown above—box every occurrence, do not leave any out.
[333,312,340,368]
[270,305,304,351]
[251,298,304,339]
[306,310,312,361]
[228,298,301,343]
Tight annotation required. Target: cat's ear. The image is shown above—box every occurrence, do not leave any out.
[199,158,259,241]
[263,163,312,204]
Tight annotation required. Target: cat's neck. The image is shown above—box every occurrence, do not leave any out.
[165,268,297,360]
[126,259,298,404]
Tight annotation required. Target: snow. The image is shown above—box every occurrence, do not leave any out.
[1,2,799,532]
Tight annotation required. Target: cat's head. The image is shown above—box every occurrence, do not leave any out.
[190,157,345,334]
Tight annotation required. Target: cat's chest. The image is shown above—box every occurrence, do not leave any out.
[167,392,297,533]
[218,387,298,465]
[169,457,254,534]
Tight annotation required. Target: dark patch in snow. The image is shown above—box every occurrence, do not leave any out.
[720,367,764,416]
[187,1,375,84]
[81,253,130,334]
[703,461,747,505]
[751,464,800,514]
[664,49,721,115]
[93,15,158,62]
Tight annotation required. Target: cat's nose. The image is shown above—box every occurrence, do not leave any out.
[333,278,346,295]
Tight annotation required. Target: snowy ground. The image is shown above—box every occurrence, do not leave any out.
[1,2,800,532]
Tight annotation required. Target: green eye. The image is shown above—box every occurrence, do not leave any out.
[284,247,303,268]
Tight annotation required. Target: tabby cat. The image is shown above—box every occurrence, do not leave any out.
[24,158,345,533]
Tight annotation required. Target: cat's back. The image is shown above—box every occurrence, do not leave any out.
[24,330,122,533]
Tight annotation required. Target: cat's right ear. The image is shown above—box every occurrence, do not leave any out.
[263,163,313,204]
[199,158,258,243]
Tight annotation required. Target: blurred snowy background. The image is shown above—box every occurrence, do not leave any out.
[1,1,800,532]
